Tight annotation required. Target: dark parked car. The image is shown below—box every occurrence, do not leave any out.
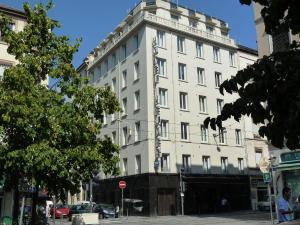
[68,204,93,221]
[93,204,116,219]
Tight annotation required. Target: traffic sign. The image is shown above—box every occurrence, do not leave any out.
[119,180,126,189]
[263,172,272,184]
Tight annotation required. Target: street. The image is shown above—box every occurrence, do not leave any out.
[49,211,272,225]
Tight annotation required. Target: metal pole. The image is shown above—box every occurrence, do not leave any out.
[53,196,56,225]
[90,179,93,212]
[121,189,124,217]
[268,183,274,225]
[180,169,184,216]
[19,196,25,225]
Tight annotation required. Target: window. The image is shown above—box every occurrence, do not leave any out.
[0,64,10,80]
[200,125,208,143]
[213,47,221,63]
[134,91,140,110]
[178,63,187,81]
[219,128,227,144]
[171,14,179,21]
[229,51,236,67]
[238,158,244,173]
[177,36,185,53]
[135,122,141,142]
[134,34,139,49]
[179,92,188,110]
[196,42,204,58]
[159,88,168,107]
[217,99,224,114]
[102,112,107,125]
[122,70,127,88]
[203,156,211,173]
[215,72,222,88]
[104,59,109,73]
[121,44,127,60]
[135,155,141,174]
[157,30,166,48]
[181,122,189,140]
[189,19,198,28]
[157,58,166,76]
[111,113,115,122]
[134,61,140,80]
[160,120,169,139]
[182,155,191,172]
[122,127,128,145]
[255,149,262,167]
[199,96,207,113]
[206,25,214,34]
[112,53,117,67]
[112,131,116,144]
[111,78,116,92]
[161,153,170,172]
[235,129,242,145]
[123,158,128,175]
[122,98,127,116]
[197,68,205,85]
[221,157,228,173]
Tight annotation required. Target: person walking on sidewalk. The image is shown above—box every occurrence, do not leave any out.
[277,187,294,223]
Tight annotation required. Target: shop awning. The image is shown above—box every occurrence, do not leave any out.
[276,162,300,171]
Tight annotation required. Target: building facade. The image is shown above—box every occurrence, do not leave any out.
[79,0,268,215]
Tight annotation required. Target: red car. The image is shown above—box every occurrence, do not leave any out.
[50,204,70,219]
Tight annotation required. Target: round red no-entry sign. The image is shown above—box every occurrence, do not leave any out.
[119,180,126,189]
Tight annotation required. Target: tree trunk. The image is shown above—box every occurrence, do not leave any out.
[31,184,39,225]
[12,185,20,223]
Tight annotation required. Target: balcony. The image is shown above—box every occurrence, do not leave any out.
[170,2,183,14]
[205,15,216,26]
[188,10,200,20]
[144,0,157,10]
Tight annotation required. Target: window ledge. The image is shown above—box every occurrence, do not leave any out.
[214,61,222,64]
[133,48,139,55]
[230,65,237,68]
[158,46,167,50]
[196,56,205,60]
[161,138,170,141]
[177,51,187,55]
[199,112,208,115]
[178,79,188,83]
[180,140,191,143]
[111,119,117,124]
[133,108,141,114]
[121,58,127,64]
[121,114,128,119]
[158,75,168,79]
[200,142,209,145]
[197,83,207,87]
[159,106,170,109]
[180,109,189,112]
[121,86,127,91]
[133,77,140,84]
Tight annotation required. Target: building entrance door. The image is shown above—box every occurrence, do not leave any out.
[157,189,176,216]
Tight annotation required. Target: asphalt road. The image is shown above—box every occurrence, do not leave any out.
[49,211,272,225]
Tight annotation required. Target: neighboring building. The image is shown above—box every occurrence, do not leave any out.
[0,4,27,218]
[78,0,266,216]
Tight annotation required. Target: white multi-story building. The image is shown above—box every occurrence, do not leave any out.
[79,0,268,215]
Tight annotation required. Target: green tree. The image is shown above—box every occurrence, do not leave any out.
[0,2,120,224]
[205,0,300,150]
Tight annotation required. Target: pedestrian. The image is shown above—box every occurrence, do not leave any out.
[220,197,228,212]
[115,205,120,218]
[277,187,294,223]
[294,195,300,219]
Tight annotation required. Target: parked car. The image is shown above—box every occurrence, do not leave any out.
[68,204,93,221]
[93,204,116,219]
[50,204,70,219]
[123,199,144,215]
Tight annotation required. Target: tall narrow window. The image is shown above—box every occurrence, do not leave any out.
[197,68,205,85]
[122,98,127,116]
[182,155,191,172]
[135,155,141,174]
[206,25,214,34]
[219,128,227,144]
[200,125,208,143]
[111,78,116,92]
[221,157,228,173]
[196,42,204,58]
[178,63,187,81]
[123,158,128,175]
[213,46,221,63]
[229,51,236,67]
[203,156,211,173]
[215,72,222,88]
[181,123,189,140]
[112,131,116,144]
[134,91,140,110]
[160,120,169,139]
[199,96,207,113]
[135,122,141,142]
[104,59,108,73]
[122,127,128,146]
[159,88,168,107]
[112,53,117,67]
[255,149,262,167]
[238,158,244,173]
[177,36,185,53]
[121,44,127,60]
[122,70,127,88]
[134,34,139,49]
[157,30,166,48]
[157,58,166,76]
[217,99,224,114]
[235,129,242,145]
[179,92,188,110]
[161,153,170,172]
[134,61,140,80]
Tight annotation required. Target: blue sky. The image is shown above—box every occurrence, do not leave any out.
[2,0,257,68]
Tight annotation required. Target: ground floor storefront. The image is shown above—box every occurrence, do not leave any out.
[93,173,252,216]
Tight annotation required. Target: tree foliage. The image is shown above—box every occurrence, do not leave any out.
[0,1,121,204]
[205,0,300,150]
